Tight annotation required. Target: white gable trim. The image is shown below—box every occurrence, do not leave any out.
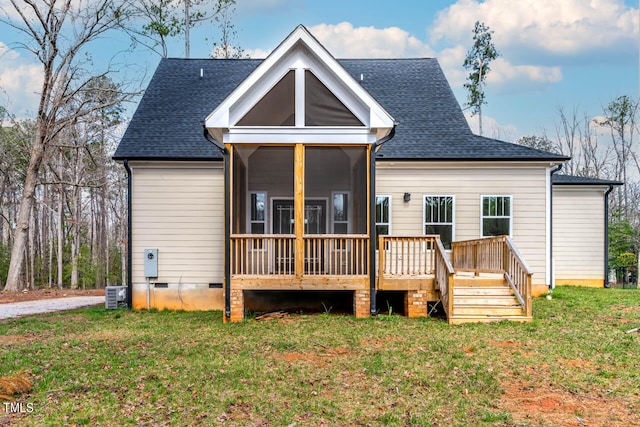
[205,25,395,141]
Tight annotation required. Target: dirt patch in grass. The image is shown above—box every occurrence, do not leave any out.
[276,347,353,365]
[0,288,104,304]
[0,335,37,344]
[500,379,639,427]
[490,340,522,348]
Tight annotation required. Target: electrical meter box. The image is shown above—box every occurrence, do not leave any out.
[144,249,158,278]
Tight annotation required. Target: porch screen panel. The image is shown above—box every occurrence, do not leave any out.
[232,148,247,234]
[236,70,295,127]
[305,147,367,234]
[304,70,363,127]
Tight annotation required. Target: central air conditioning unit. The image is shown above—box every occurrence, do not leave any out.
[105,286,127,309]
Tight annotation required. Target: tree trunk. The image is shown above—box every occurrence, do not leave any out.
[4,128,47,292]
[70,183,80,289]
[57,180,64,289]
[29,208,35,290]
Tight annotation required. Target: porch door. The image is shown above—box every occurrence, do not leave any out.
[272,200,327,234]
[273,200,326,273]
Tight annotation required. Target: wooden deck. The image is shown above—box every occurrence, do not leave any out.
[229,234,533,323]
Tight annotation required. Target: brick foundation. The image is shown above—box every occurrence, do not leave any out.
[353,290,371,318]
[224,289,244,323]
[404,291,427,318]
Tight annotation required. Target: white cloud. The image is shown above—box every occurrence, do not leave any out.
[435,40,562,92]
[488,58,562,85]
[245,48,271,59]
[430,0,638,63]
[464,110,518,141]
[308,22,436,58]
[0,42,42,117]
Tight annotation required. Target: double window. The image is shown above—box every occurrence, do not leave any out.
[424,196,454,249]
[481,195,512,237]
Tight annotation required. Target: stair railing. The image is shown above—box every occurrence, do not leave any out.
[434,236,455,318]
[503,237,533,317]
[452,236,533,317]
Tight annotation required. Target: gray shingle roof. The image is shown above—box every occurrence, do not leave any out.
[113,57,568,162]
[552,175,623,186]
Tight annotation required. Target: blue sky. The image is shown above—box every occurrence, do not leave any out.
[1,0,638,142]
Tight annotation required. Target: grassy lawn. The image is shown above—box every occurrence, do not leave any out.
[1,286,639,426]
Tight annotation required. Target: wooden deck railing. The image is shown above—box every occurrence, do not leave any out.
[378,235,454,317]
[434,237,455,319]
[303,235,369,275]
[451,236,506,274]
[230,234,368,276]
[504,237,533,317]
[378,235,439,276]
[452,236,532,317]
[230,234,296,275]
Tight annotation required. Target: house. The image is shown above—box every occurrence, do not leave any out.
[113,26,614,323]
[551,175,621,287]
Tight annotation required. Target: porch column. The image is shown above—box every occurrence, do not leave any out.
[294,143,305,278]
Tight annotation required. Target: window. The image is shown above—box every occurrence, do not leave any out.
[424,196,454,249]
[375,195,391,237]
[481,196,512,237]
[332,192,349,234]
[250,192,267,248]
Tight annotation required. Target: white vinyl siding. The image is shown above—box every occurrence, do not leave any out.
[376,163,548,286]
[553,186,605,282]
[131,163,224,285]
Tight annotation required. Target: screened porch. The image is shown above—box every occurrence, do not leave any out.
[228,144,372,287]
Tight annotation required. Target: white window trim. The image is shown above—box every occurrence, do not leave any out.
[480,195,513,237]
[331,191,351,234]
[375,194,392,236]
[423,195,455,248]
[248,191,268,251]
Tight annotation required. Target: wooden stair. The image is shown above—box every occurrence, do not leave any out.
[447,275,532,324]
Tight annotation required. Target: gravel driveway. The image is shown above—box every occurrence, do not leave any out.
[0,296,105,319]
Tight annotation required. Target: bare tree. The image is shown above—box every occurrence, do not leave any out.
[1,0,133,292]
[209,0,245,59]
[125,0,235,58]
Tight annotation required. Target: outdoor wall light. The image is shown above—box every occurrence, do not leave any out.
[403,192,411,202]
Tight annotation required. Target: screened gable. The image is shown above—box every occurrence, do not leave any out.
[236,70,295,127]
[234,69,364,128]
[305,70,363,127]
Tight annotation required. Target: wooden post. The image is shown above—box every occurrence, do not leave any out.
[447,274,454,322]
[474,241,479,276]
[294,144,305,278]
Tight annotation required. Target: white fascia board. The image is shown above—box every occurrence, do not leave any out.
[223,128,377,144]
[205,28,305,129]
[298,29,395,128]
